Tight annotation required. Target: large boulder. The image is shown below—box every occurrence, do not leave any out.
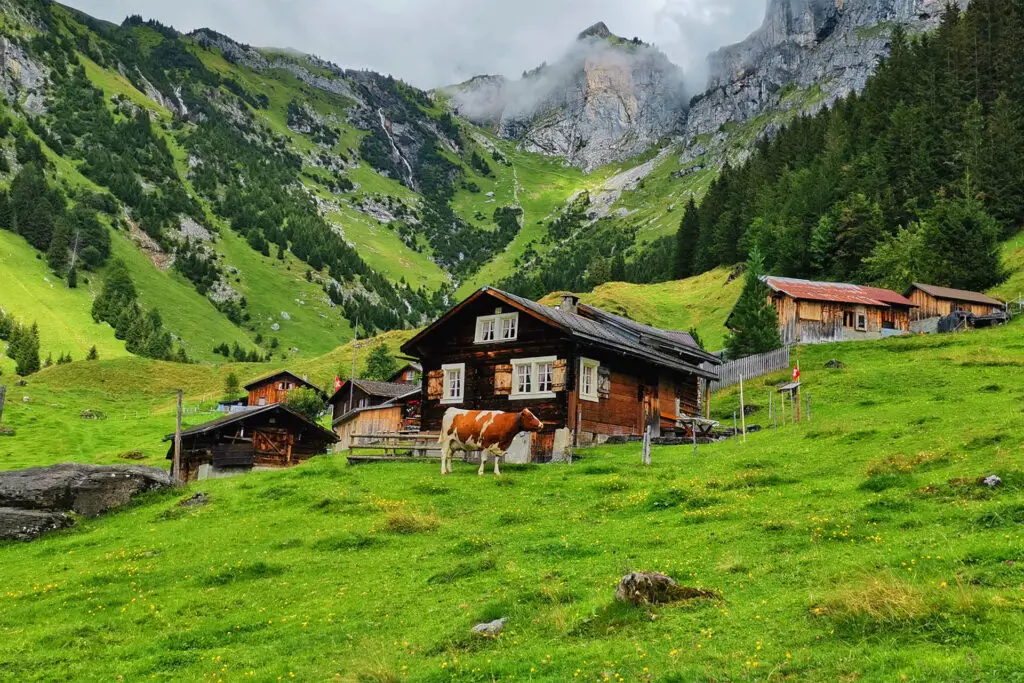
[0,508,73,541]
[614,571,717,605]
[0,463,171,518]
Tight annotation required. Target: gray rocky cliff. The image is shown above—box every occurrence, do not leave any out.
[682,0,967,162]
[447,23,687,172]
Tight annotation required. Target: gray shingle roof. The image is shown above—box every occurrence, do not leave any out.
[909,283,1004,307]
[481,287,722,377]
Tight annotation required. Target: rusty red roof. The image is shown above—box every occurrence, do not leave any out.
[764,277,915,308]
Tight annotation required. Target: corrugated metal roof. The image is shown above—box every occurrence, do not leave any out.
[764,277,915,308]
[909,283,1004,307]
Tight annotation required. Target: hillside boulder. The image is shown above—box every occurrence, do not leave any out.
[0,463,171,521]
[0,508,72,541]
[614,571,717,605]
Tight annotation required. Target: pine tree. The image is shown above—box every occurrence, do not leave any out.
[364,343,399,381]
[223,371,241,398]
[675,198,701,279]
[10,322,41,376]
[46,222,71,274]
[86,345,99,361]
[725,248,781,361]
[921,193,1003,290]
[67,265,78,289]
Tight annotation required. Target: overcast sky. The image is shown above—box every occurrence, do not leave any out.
[67,0,766,88]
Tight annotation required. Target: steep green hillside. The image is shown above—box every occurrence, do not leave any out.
[1,321,1022,680]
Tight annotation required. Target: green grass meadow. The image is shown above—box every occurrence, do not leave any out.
[1,320,1022,681]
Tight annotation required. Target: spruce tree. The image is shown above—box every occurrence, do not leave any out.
[67,265,78,289]
[223,371,241,398]
[725,248,781,360]
[675,198,700,279]
[86,346,99,361]
[921,193,1003,290]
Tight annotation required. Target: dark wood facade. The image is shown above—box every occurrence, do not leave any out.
[906,284,1005,321]
[244,371,323,407]
[401,288,719,461]
[165,404,338,481]
[328,380,419,424]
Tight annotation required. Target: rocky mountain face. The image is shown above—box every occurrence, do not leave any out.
[447,22,687,172]
[682,0,967,158]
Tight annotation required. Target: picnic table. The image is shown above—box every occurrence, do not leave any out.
[675,416,720,438]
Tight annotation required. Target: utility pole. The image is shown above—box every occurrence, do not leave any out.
[172,389,183,484]
[348,318,358,413]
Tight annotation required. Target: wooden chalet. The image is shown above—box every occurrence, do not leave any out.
[165,404,338,481]
[244,370,324,407]
[389,362,423,385]
[759,277,916,345]
[328,379,420,422]
[400,287,722,462]
[905,284,1005,322]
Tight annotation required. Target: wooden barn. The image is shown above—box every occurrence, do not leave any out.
[165,404,338,481]
[905,284,1005,324]
[244,370,325,407]
[400,287,722,462]
[330,387,421,451]
[328,379,421,422]
[759,277,916,345]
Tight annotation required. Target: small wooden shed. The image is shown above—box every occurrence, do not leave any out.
[165,404,338,481]
[905,284,1005,321]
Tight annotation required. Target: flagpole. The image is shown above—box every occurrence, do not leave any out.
[347,317,358,413]
[795,361,802,422]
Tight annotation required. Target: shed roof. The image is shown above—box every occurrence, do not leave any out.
[764,277,915,308]
[328,379,418,406]
[908,283,1004,307]
[331,387,419,427]
[402,286,722,380]
[163,403,338,443]
[243,370,323,394]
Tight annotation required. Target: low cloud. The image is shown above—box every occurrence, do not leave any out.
[68,0,767,89]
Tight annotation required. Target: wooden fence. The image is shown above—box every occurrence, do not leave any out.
[707,346,791,392]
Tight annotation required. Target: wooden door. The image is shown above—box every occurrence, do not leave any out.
[253,428,293,466]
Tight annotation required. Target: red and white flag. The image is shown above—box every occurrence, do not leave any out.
[792,364,801,382]
[334,376,343,391]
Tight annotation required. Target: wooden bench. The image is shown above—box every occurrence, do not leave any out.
[675,416,721,438]
[347,432,441,460]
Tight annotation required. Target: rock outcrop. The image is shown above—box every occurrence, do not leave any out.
[447,23,686,172]
[682,0,967,160]
[0,463,171,540]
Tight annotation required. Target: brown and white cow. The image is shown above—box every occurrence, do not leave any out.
[438,408,544,476]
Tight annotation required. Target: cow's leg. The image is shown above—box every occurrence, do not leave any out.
[440,441,450,476]
[478,450,487,476]
[447,448,455,474]
[494,450,502,476]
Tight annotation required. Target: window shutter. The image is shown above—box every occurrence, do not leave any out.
[597,366,611,398]
[426,370,444,400]
[551,359,567,392]
[493,364,513,396]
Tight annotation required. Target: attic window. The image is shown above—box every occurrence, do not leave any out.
[475,313,518,343]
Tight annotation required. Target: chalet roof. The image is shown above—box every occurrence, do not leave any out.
[328,379,417,406]
[402,286,722,380]
[163,403,338,442]
[908,283,1004,307]
[243,370,323,394]
[764,277,916,308]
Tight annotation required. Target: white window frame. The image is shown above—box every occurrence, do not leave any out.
[441,363,466,405]
[475,312,519,343]
[856,313,867,331]
[510,356,557,400]
[579,357,600,403]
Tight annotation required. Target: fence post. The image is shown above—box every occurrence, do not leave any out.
[172,389,183,485]
[739,374,747,442]
[641,425,652,466]
[806,391,811,422]
[0,384,6,426]
[733,412,738,442]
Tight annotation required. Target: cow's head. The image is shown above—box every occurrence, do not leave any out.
[518,409,544,432]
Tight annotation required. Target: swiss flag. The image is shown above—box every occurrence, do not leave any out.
[792,364,801,381]
[334,376,343,392]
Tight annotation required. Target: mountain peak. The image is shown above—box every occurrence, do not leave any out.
[578,22,613,41]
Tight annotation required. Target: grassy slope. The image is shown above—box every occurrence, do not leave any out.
[0,230,127,372]
[540,267,743,351]
[1,322,1023,680]
[991,230,1024,303]
[0,329,417,471]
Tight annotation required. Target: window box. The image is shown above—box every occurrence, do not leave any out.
[510,356,557,400]
[441,363,465,404]
[579,357,600,403]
